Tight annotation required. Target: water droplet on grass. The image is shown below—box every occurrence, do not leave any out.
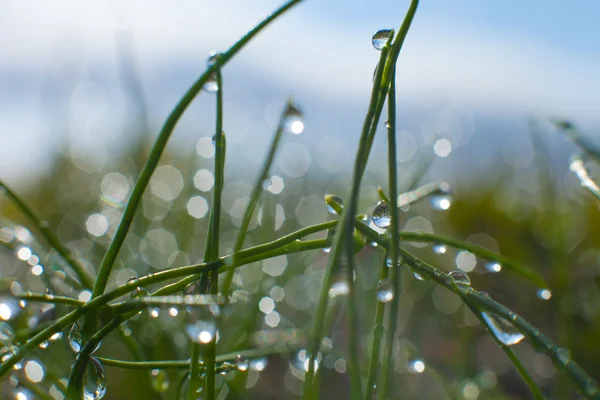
[203,74,219,93]
[84,357,107,400]
[413,272,425,281]
[481,312,525,346]
[69,321,102,354]
[282,101,304,135]
[372,29,393,50]
[449,270,470,286]
[0,322,14,345]
[376,279,394,303]
[326,195,344,215]
[372,201,390,229]
[329,280,349,297]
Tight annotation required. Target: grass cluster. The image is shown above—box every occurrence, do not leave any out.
[0,1,599,399]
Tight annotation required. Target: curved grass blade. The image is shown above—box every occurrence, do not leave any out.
[91,0,304,299]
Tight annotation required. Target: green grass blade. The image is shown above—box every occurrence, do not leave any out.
[379,66,401,400]
[397,231,547,287]
[0,181,94,289]
[221,99,297,298]
[91,0,304,299]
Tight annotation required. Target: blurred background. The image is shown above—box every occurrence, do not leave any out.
[1,0,600,399]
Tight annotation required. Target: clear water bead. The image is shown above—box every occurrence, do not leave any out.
[326,195,344,215]
[84,357,107,400]
[481,312,525,346]
[203,73,219,93]
[282,101,305,135]
[413,272,425,281]
[69,321,102,354]
[372,201,391,229]
[376,279,394,303]
[372,29,393,50]
[206,51,219,67]
[328,280,349,297]
[0,322,14,345]
[449,270,471,286]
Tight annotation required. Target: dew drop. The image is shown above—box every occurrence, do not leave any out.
[282,101,305,135]
[203,73,219,93]
[485,262,502,273]
[432,244,447,254]
[149,307,160,318]
[481,312,525,346]
[236,355,249,371]
[376,279,394,303]
[150,369,169,393]
[537,288,552,300]
[39,341,49,349]
[585,379,600,396]
[449,270,471,286]
[413,272,426,281]
[0,321,14,345]
[84,357,107,400]
[372,201,391,229]
[206,51,219,67]
[323,229,336,253]
[69,321,101,354]
[372,29,393,50]
[326,195,344,215]
[555,347,571,366]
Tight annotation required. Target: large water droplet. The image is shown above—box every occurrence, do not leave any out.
[481,312,525,346]
[282,101,304,135]
[1,345,22,370]
[69,321,101,354]
[84,357,107,400]
[372,29,393,50]
[537,288,552,300]
[326,195,344,215]
[0,321,14,345]
[203,73,219,93]
[449,270,471,286]
[485,262,502,273]
[376,279,394,303]
[150,369,169,393]
[372,201,390,229]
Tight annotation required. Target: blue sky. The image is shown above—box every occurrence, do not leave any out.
[1,1,599,184]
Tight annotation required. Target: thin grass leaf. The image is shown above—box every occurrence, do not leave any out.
[0,181,94,289]
[552,120,600,163]
[91,0,304,299]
